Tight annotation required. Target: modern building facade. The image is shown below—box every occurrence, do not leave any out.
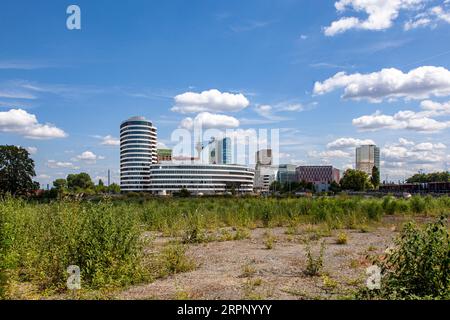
[208,137,232,165]
[296,166,340,192]
[254,149,276,193]
[147,164,255,195]
[120,116,158,192]
[276,164,297,184]
[157,149,172,163]
[254,165,277,193]
[356,145,380,176]
[256,149,273,166]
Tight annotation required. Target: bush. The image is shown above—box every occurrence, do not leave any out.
[364,216,449,299]
[365,201,383,221]
[409,196,427,214]
[382,196,398,215]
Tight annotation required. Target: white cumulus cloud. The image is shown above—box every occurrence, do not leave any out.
[324,0,425,36]
[404,4,450,30]
[382,138,447,173]
[314,66,450,102]
[76,151,105,162]
[100,135,120,146]
[179,112,240,130]
[26,146,38,154]
[327,137,376,150]
[352,99,450,132]
[0,109,67,139]
[172,89,250,114]
[47,160,78,169]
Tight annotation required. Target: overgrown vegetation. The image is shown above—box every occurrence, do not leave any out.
[0,197,148,296]
[157,243,196,276]
[0,194,449,299]
[359,216,449,300]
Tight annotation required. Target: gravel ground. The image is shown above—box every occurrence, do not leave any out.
[117,217,416,300]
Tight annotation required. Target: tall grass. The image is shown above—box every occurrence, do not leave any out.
[0,197,148,295]
[136,195,449,233]
[0,195,448,298]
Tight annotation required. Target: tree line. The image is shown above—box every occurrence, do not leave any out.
[0,146,119,197]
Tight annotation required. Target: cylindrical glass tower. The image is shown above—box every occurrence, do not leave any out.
[120,116,157,192]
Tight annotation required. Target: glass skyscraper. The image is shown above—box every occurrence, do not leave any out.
[209,137,232,165]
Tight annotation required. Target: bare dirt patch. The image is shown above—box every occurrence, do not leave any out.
[116,217,421,300]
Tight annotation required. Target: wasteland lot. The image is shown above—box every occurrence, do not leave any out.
[1,196,449,300]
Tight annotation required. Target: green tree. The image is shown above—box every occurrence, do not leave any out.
[107,183,121,194]
[406,171,450,183]
[52,179,67,191]
[0,145,37,196]
[371,166,380,189]
[340,169,371,191]
[329,180,341,194]
[67,173,94,191]
[95,179,106,194]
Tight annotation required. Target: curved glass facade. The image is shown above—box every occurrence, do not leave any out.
[120,116,158,192]
[147,164,255,195]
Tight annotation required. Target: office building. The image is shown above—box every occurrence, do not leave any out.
[276,164,297,184]
[147,164,255,195]
[157,149,172,163]
[256,149,273,166]
[254,166,277,193]
[254,149,276,193]
[120,116,158,192]
[208,137,232,165]
[296,166,340,192]
[356,145,380,176]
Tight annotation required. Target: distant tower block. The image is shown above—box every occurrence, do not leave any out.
[120,116,158,192]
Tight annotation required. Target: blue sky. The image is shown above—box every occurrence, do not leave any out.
[1,0,450,186]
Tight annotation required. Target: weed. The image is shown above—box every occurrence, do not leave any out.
[322,275,338,291]
[304,241,326,277]
[159,243,196,276]
[241,263,257,278]
[263,232,276,250]
[336,232,348,245]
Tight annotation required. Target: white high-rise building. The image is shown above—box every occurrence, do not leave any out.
[356,145,380,176]
[120,116,158,192]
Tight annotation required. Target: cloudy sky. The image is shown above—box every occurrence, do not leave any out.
[1,0,450,186]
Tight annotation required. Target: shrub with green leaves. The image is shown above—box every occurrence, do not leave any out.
[364,216,449,299]
[409,196,428,214]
